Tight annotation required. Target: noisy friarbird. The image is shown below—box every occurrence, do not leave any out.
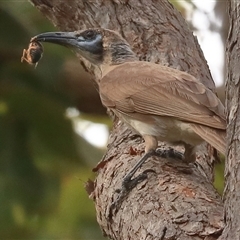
[32,28,226,196]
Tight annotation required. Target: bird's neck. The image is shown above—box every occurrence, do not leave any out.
[109,42,137,65]
[99,44,137,78]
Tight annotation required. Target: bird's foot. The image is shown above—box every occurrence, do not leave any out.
[108,148,183,219]
[155,148,184,160]
[109,169,155,219]
[108,150,156,219]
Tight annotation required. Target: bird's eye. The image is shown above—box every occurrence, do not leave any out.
[82,30,96,40]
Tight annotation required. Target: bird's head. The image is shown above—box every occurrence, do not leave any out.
[31,28,136,67]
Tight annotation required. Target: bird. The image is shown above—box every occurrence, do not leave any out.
[31,28,226,194]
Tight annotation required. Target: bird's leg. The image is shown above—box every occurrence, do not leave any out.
[120,135,159,192]
[109,135,185,218]
[121,149,156,191]
[109,149,156,219]
[183,143,196,163]
[109,146,185,218]
[121,135,158,192]
[121,147,184,191]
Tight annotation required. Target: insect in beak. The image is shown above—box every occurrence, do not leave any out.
[21,41,43,68]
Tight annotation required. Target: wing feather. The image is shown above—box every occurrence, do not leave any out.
[100,61,225,130]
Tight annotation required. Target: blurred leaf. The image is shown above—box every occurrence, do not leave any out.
[1,85,79,159]
[214,159,224,194]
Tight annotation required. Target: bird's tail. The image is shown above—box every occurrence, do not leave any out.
[191,124,226,155]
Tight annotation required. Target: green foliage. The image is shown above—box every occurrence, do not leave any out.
[0,2,105,239]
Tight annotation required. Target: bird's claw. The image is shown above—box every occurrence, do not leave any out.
[109,169,155,219]
[109,148,183,219]
[155,148,184,160]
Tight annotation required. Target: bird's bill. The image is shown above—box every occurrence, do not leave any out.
[31,30,104,64]
[31,31,78,47]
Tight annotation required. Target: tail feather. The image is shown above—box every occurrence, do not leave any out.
[191,124,226,155]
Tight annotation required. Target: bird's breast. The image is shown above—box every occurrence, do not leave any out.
[117,112,203,146]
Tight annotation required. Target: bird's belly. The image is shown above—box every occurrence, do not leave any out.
[121,114,203,146]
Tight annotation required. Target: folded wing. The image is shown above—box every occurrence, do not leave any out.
[100,61,225,131]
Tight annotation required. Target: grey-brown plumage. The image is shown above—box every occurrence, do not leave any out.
[32,28,226,163]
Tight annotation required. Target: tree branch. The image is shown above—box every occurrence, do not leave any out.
[30,0,224,239]
[220,1,240,239]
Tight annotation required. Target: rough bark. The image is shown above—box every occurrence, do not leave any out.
[220,1,240,239]
[30,0,224,239]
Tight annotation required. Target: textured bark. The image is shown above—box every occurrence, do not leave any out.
[30,0,224,239]
[220,1,240,239]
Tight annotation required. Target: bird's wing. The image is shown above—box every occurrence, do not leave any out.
[100,61,225,130]
[190,124,225,154]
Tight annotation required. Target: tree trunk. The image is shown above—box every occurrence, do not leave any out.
[30,0,224,239]
[220,1,240,239]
